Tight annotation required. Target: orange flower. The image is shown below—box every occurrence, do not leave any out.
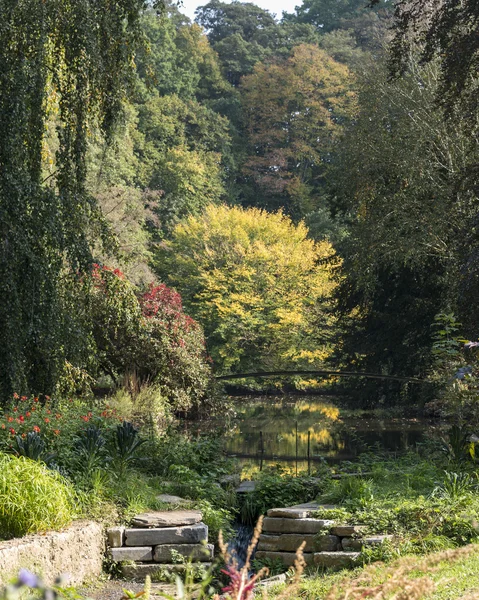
[45,395,50,400]
[1,424,5,429]
[26,412,31,417]
[13,393,19,399]
[81,416,89,422]
[13,407,17,412]
[7,417,13,423]
[21,396,27,401]
[33,397,39,403]
[53,429,60,435]
[56,414,62,419]
[46,409,51,414]
[33,425,40,433]
[21,433,26,439]
[44,418,50,424]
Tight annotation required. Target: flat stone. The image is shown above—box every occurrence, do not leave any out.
[106,526,124,548]
[330,525,367,537]
[267,508,311,519]
[156,494,188,506]
[121,563,212,580]
[153,544,214,563]
[258,534,317,553]
[314,551,361,568]
[341,537,362,551]
[262,517,334,534]
[109,546,153,562]
[131,510,202,528]
[363,535,394,545]
[254,551,314,567]
[125,523,208,546]
[315,535,341,552]
[237,481,256,493]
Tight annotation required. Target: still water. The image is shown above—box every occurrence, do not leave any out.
[224,396,437,470]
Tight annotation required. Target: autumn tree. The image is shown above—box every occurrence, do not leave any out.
[239,44,355,224]
[156,204,340,373]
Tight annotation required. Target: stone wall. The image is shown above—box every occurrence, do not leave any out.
[255,503,392,569]
[0,521,104,586]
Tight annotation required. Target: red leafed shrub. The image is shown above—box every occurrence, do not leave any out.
[91,267,211,410]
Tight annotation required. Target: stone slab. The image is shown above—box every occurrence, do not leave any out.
[316,535,341,552]
[157,494,188,506]
[330,525,367,537]
[262,517,334,534]
[267,508,311,519]
[314,551,361,569]
[125,523,208,546]
[131,510,202,528]
[106,526,125,548]
[258,534,316,553]
[121,563,212,580]
[237,481,256,493]
[254,551,314,567]
[341,537,362,551]
[110,546,153,562]
[153,543,214,563]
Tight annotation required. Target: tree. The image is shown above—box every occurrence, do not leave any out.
[371,0,479,121]
[135,93,231,236]
[240,44,355,220]
[0,0,159,400]
[156,204,340,374]
[329,54,475,387]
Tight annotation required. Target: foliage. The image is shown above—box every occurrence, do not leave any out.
[239,467,322,524]
[0,453,75,539]
[91,266,212,410]
[240,44,355,220]
[158,204,340,373]
[0,0,161,401]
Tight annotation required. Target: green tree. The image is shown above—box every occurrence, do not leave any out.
[156,204,340,373]
[240,44,355,222]
[0,0,158,400]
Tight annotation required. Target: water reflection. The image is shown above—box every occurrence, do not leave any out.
[225,396,430,469]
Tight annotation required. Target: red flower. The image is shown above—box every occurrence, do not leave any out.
[19,415,24,423]
[21,433,26,439]
[21,396,27,401]
[81,416,89,422]
[33,397,39,403]
[13,407,17,412]
[9,428,15,435]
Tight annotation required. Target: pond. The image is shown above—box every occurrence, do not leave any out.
[223,396,441,471]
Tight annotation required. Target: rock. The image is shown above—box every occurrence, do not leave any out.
[267,508,312,519]
[330,525,367,537]
[254,551,314,567]
[237,481,256,493]
[315,535,341,552]
[153,543,214,563]
[131,510,202,528]
[121,562,212,580]
[363,535,394,546]
[125,523,208,546]
[106,526,125,548]
[258,534,317,552]
[262,517,334,534]
[341,537,362,551]
[156,494,188,506]
[313,551,361,568]
[218,474,241,488]
[109,547,153,562]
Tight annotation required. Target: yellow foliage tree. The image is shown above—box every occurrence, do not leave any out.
[157,204,340,373]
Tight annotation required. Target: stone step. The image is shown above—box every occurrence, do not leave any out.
[258,533,339,553]
[156,494,189,506]
[106,526,125,548]
[262,517,334,534]
[313,551,361,568]
[254,551,314,567]
[131,510,202,528]
[342,535,394,551]
[121,562,212,580]
[110,546,153,562]
[329,525,367,537]
[125,523,208,546]
[153,543,214,563]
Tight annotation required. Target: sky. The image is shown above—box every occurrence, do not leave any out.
[178,0,299,21]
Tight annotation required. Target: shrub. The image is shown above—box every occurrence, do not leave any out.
[90,266,212,411]
[0,453,75,538]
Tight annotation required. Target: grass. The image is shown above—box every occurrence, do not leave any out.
[0,453,75,538]
[264,543,479,599]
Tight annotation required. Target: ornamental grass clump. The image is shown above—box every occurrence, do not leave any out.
[0,453,75,539]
